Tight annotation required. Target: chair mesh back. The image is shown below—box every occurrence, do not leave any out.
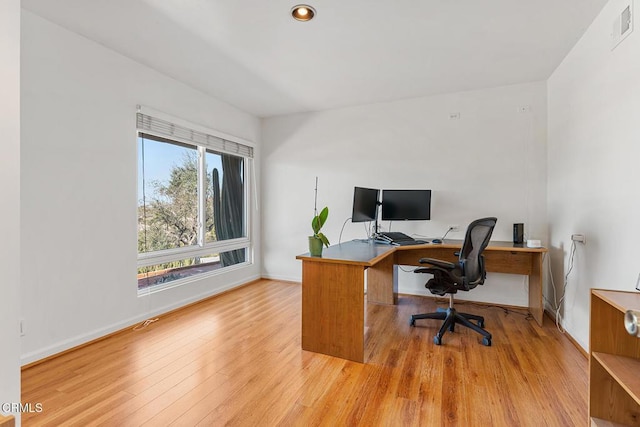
[459,217,497,283]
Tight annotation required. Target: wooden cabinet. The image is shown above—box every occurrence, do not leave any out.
[590,289,640,426]
[0,414,15,427]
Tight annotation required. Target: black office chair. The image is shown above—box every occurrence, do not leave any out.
[409,217,497,346]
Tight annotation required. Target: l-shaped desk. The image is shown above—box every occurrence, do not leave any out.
[296,240,546,362]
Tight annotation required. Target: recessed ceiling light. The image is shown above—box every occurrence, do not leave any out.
[291,4,316,22]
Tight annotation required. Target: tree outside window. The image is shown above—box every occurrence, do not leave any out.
[137,133,248,291]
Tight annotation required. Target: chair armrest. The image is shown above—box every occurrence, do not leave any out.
[418,258,456,270]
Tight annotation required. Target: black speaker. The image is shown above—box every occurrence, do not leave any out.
[513,223,524,244]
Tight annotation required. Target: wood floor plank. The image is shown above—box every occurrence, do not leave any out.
[90,349,230,426]
[21,279,588,426]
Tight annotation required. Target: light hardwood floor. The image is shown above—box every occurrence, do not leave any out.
[22,279,587,426]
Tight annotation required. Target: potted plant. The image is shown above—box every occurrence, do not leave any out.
[310,206,330,256]
[309,177,330,256]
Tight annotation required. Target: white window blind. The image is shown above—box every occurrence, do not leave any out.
[136,112,254,158]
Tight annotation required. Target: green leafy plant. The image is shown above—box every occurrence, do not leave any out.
[310,177,330,249]
[312,206,330,247]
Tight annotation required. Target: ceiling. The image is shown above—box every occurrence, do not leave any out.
[22,0,608,118]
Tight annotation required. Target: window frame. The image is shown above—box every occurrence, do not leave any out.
[136,107,254,294]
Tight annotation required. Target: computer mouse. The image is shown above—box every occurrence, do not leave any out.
[431,239,442,244]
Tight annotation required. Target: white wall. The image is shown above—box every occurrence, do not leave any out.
[20,11,261,364]
[0,0,21,423]
[262,82,548,307]
[548,0,640,350]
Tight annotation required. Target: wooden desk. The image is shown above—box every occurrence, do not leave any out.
[296,240,546,363]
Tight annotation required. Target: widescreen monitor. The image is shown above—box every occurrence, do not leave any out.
[351,187,380,222]
[381,189,431,221]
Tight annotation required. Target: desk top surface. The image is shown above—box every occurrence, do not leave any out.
[296,240,396,266]
[296,239,546,265]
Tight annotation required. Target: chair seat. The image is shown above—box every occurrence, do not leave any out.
[425,277,457,296]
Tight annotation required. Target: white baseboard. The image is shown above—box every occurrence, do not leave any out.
[260,273,301,283]
[21,274,260,366]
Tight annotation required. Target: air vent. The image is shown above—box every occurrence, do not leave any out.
[612,2,634,50]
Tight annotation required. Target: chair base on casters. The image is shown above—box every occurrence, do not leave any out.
[410,303,492,346]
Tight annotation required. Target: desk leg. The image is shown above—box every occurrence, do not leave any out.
[301,261,365,363]
[367,253,397,305]
[529,252,544,326]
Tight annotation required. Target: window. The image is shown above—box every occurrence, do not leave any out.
[136,111,253,292]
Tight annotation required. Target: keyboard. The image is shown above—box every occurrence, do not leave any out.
[377,232,428,245]
[394,239,428,246]
[378,232,413,242]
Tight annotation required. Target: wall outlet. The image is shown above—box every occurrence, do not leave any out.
[571,234,586,243]
[449,225,460,232]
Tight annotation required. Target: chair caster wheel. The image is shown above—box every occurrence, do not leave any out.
[433,335,442,345]
[409,317,415,327]
[482,337,491,346]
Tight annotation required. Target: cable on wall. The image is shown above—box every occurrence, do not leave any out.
[548,239,577,333]
[338,218,383,244]
[338,217,351,244]
[440,226,455,240]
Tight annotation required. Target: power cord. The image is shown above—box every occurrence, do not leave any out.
[543,252,556,310]
[440,226,455,240]
[338,217,351,244]
[338,217,381,243]
[458,300,534,320]
[133,317,159,331]
[548,240,577,333]
[367,221,377,239]
[427,297,533,320]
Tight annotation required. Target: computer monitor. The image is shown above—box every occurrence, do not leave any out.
[381,189,431,221]
[351,187,380,222]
